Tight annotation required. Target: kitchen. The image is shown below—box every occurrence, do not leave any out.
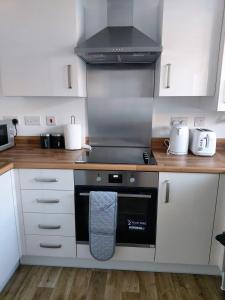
[1,0,225,299]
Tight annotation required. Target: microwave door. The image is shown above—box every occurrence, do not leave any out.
[0,125,9,146]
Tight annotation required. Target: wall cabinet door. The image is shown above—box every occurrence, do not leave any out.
[0,171,20,292]
[156,0,224,97]
[0,0,86,97]
[155,173,219,265]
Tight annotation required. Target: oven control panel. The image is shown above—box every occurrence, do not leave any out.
[75,170,158,188]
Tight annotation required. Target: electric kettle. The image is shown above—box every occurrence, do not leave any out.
[169,123,189,155]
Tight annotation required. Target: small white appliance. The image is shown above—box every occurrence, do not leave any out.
[189,129,216,156]
[169,123,189,155]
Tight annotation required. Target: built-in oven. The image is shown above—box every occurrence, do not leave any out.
[74,171,158,248]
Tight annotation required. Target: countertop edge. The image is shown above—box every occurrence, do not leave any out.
[8,161,225,174]
[0,162,14,176]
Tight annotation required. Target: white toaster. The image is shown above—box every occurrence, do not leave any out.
[189,129,216,156]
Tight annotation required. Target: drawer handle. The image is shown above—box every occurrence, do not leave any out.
[36,199,60,204]
[38,224,61,230]
[40,243,62,249]
[34,178,59,183]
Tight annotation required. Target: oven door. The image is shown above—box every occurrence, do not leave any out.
[75,186,157,247]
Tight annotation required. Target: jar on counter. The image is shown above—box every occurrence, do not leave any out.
[40,133,51,149]
[50,134,65,149]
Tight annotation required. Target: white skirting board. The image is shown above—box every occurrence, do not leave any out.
[20,256,220,276]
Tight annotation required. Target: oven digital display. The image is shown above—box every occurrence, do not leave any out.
[108,174,122,184]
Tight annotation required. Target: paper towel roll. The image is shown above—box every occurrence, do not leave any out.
[64,124,82,150]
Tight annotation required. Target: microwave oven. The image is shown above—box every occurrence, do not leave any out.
[0,120,15,151]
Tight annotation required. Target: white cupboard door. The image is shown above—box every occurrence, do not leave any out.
[51,56,86,97]
[0,0,86,97]
[216,19,225,112]
[156,173,219,265]
[158,0,224,97]
[0,57,53,97]
[0,171,20,292]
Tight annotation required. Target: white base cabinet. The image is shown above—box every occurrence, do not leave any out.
[0,171,20,292]
[156,173,219,265]
[210,175,225,271]
[18,169,76,258]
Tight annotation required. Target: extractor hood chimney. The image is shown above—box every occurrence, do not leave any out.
[75,0,162,64]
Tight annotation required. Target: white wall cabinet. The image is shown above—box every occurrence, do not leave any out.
[0,0,86,97]
[156,0,224,97]
[155,173,219,265]
[0,171,20,292]
[213,11,225,111]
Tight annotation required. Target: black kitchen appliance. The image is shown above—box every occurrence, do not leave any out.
[76,146,156,165]
[75,170,158,248]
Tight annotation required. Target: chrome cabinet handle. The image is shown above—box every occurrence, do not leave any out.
[38,224,61,230]
[79,192,151,199]
[36,199,60,204]
[40,243,62,249]
[165,64,172,89]
[34,178,58,183]
[67,64,72,89]
[164,180,170,203]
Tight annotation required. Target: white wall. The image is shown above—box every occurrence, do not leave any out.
[1,96,225,139]
[153,97,225,138]
[0,96,87,143]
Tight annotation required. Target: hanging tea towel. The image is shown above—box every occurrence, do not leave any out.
[89,191,118,261]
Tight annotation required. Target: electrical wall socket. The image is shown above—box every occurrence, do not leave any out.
[170,117,188,126]
[46,116,56,126]
[194,117,205,128]
[3,116,19,124]
[24,116,41,126]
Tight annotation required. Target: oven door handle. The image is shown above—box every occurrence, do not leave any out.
[78,192,151,199]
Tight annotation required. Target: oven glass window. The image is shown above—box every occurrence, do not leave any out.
[75,186,157,247]
[0,125,8,146]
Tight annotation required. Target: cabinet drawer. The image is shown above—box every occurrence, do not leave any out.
[19,169,74,190]
[25,235,76,258]
[21,190,74,214]
[24,213,75,237]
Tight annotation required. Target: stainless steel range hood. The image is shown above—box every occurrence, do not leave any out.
[75,26,162,64]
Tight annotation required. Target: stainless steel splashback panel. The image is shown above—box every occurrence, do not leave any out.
[87,97,153,147]
[87,64,155,98]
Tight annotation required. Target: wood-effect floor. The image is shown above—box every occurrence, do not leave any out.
[1,266,225,300]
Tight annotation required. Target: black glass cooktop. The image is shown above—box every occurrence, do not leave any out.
[76,146,157,165]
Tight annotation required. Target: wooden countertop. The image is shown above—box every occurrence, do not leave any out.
[0,137,225,174]
[0,162,14,176]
